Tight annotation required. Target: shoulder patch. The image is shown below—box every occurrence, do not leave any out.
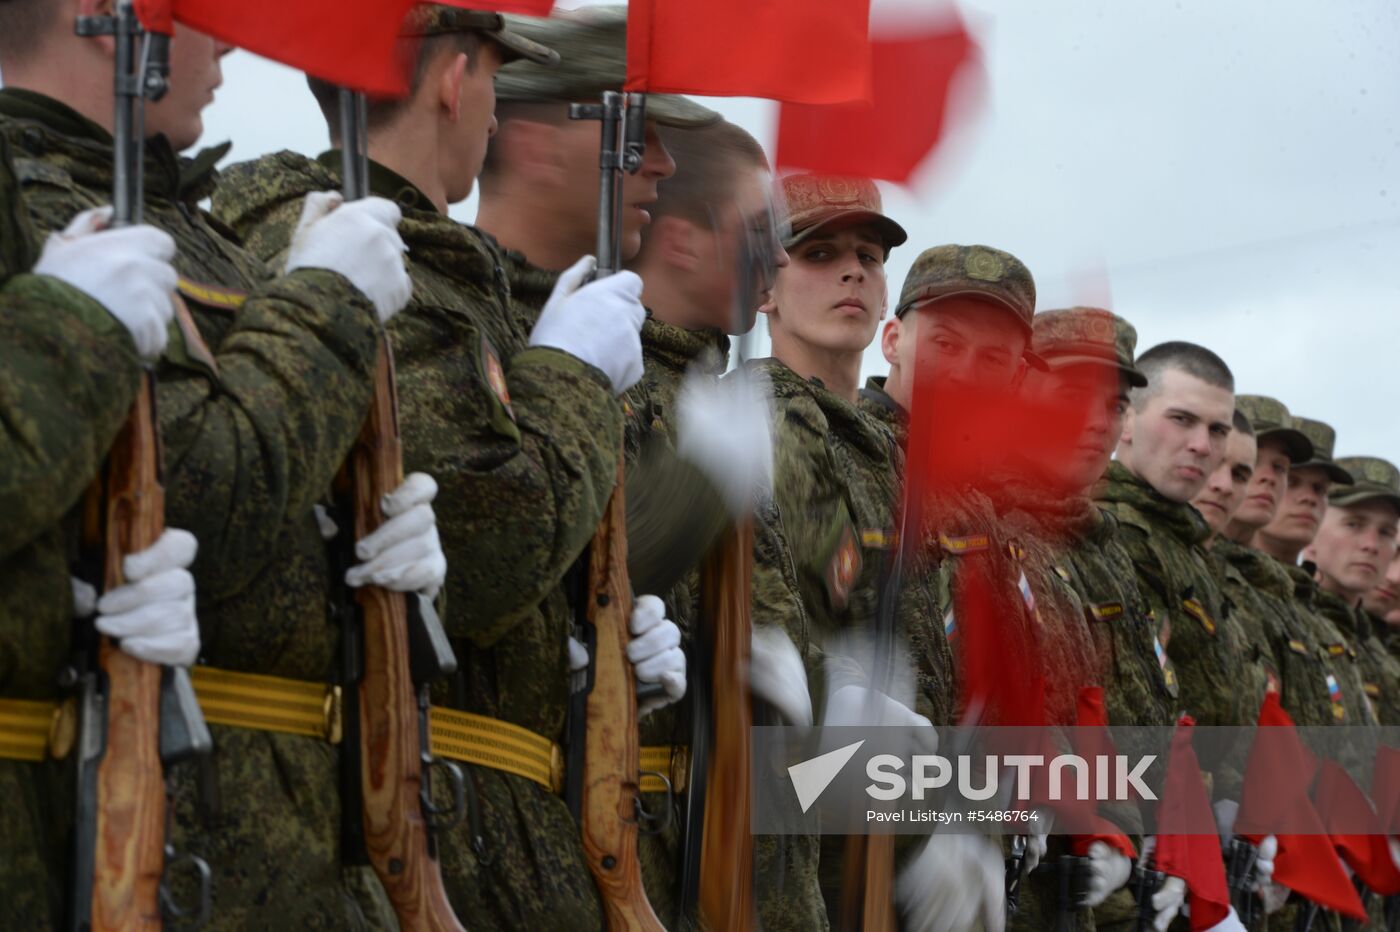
[861,528,897,549]
[824,522,862,611]
[1181,597,1216,635]
[1087,602,1125,622]
[11,157,72,188]
[480,335,514,420]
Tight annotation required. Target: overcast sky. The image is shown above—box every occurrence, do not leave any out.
[200,0,1400,465]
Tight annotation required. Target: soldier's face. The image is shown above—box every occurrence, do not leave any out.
[690,167,783,332]
[1017,364,1127,493]
[551,115,675,262]
[1230,436,1293,532]
[1192,428,1257,536]
[902,298,1027,393]
[144,24,232,152]
[1308,500,1400,600]
[1118,368,1234,503]
[1261,465,1333,546]
[768,222,887,355]
[1363,550,1400,618]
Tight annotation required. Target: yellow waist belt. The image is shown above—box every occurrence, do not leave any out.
[1,669,689,796]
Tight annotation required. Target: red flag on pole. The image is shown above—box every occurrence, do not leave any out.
[1067,687,1136,860]
[1314,759,1400,896]
[625,0,872,104]
[135,0,419,96]
[1236,694,1366,920]
[775,20,979,183]
[1154,716,1231,930]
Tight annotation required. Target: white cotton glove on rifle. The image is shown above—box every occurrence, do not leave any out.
[748,625,811,725]
[34,206,178,361]
[284,191,412,323]
[627,594,686,716]
[74,528,201,666]
[1084,840,1133,907]
[1252,834,1277,891]
[344,472,447,599]
[1150,875,1186,932]
[897,833,1006,932]
[528,255,646,394]
[1022,809,1053,874]
[675,367,774,516]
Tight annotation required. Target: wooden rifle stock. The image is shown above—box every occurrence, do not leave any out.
[346,339,464,932]
[697,519,755,929]
[581,460,664,931]
[840,834,897,931]
[89,375,166,930]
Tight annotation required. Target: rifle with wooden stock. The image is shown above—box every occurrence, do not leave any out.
[564,90,665,932]
[333,89,466,932]
[69,3,211,928]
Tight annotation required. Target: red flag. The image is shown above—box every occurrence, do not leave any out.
[464,0,553,12]
[625,0,872,104]
[1236,694,1366,920]
[775,21,979,183]
[1154,716,1231,930]
[1314,760,1400,896]
[1375,747,1400,836]
[135,0,418,96]
[1067,687,1136,860]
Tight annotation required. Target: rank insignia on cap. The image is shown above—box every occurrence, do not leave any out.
[938,532,989,554]
[1326,673,1345,722]
[481,336,514,420]
[1181,598,1215,635]
[1088,602,1124,623]
[1287,639,1309,655]
[824,523,862,611]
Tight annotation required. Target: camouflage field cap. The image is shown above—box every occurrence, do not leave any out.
[778,174,907,254]
[402,5,558,66]
[494,6,719,127]
[1291,416,1354,485]
[1329,457,1400,511]
[1234,395,1314,465]
[895,244,1036,334]
[1031,307,1147,387]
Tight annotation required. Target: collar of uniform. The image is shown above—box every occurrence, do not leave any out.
[499,248,560,315]
[1094,460,1211,545]
[640,315,729,375]
[763,359,894,462]
[858,376,906,421]
[0,87,186,200]
[1314,585,1363,637]
[994,463,1098,541]
[316,150,437,214]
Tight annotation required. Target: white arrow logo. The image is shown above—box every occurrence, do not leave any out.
[788,740,865,813]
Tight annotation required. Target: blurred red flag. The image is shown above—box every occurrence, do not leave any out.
[1236,694,1365,920]
[467,0,553,12]
[135,0,418,95]
[625,0,872,104]
[1314,760,1400,895]
[1067,687,1136,859]
[1375,747,1400,835]
[776,21,978,183]
[1154,716,1230,930]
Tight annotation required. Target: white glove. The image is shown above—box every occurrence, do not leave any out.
[284,191,411,323]
[1023,810,1053,873]
[1203,906,1248,932]
[1259,879,1291,914]
[626,594,685,716]
[567,635,589,672]
[1151,875,1186,932]
[1213,798,1239,844]
[34,206,177,360]
[90,528,200,666]
[527,255,645,394]
[1251,834,1277,891]
[675,367,774,515]
[748,625,811,725]
[1084,840,1133,907]
[822,683,932,730]
[344,472,447,599]
[897,833,1006,932]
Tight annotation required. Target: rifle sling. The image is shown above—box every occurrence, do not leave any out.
[1,675,687,795]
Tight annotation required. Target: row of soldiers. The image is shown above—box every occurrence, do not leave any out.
[2,1,1398,929]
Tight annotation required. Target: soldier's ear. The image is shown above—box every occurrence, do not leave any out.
[1119,404,1137,447]
[439,52,469,122]
[880,317,901,367]
[77,0,116,56]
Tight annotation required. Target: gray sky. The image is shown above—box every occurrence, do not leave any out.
[201,0,1400,464]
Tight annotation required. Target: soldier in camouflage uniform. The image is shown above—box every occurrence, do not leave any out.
[0,5,444,927]
[1015,308,1181,931]
[0,138,204,925]
[214,9,705,929]
[1362,550,1400,660]
[1307,457,1400,726]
